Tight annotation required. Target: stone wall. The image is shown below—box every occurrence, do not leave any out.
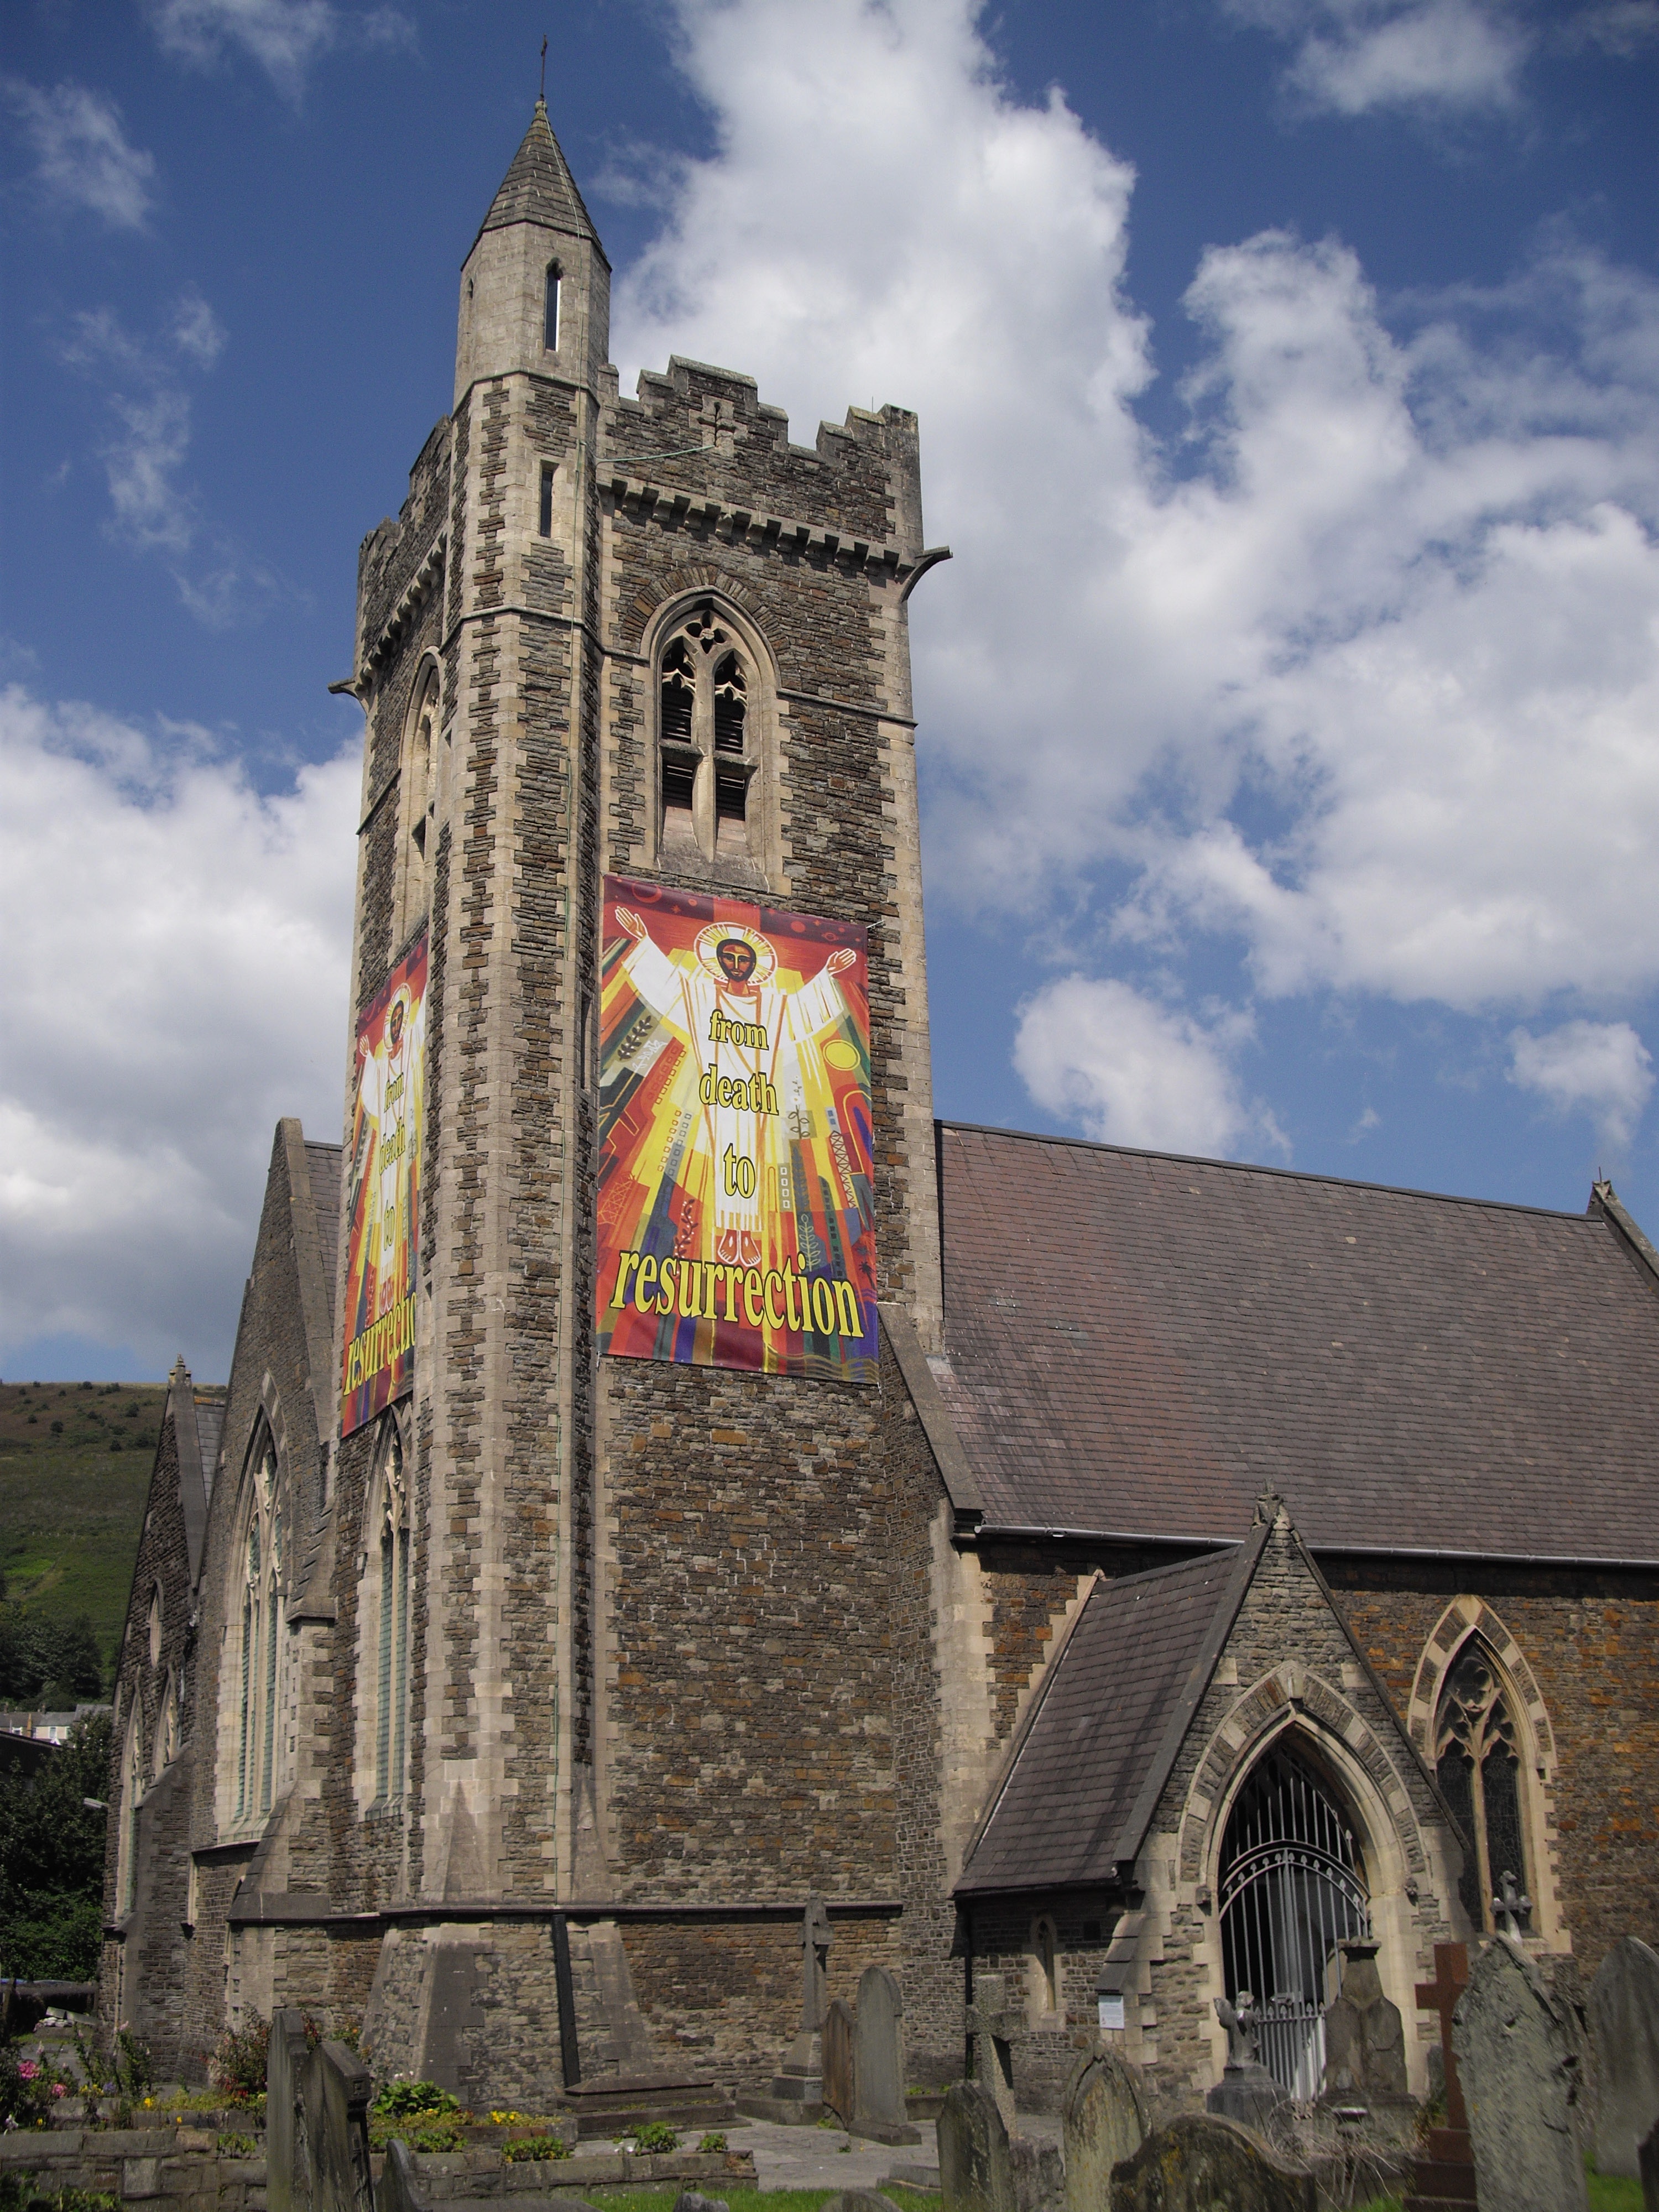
[101,1381,201,2071]
[0,2128,266,2212]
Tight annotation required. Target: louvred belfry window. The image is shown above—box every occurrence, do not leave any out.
[658,605,759,862]
[1434,1642,1530,1934]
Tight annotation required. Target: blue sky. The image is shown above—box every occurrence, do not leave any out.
[3,0,1657,1382]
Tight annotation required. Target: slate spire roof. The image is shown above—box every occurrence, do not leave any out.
[474,98,605,260]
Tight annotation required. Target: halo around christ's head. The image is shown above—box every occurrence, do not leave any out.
[694,921,777,985]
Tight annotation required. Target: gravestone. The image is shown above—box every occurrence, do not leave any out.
[824,1998,857,2128]
[748,1893,833,2119]
[1109,2114,1316,2211]
[307,2039,375,2212]
[1009,2135,1065,2212]
[966,1971,1018,2136]
[1322,1940,1412,2138]
[940,2077,1016,2212]
[1204,1989,1284,2135]
[1453,1936,1588,2212]
[1402,1942,1476,2212]
[1062,2048,1146,2212]
[266,2007,312,2212]
[672,2196,731,2212]
[1589,1936,1659,2180]
[853,1964,920,2145]
[1640,2117,1659,2212]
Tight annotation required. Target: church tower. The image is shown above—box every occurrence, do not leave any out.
[327,101,952,2094]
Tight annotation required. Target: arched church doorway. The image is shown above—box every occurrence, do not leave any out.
[1218,1740,1371,2096]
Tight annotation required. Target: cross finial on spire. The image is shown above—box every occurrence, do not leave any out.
[539,36,547,103]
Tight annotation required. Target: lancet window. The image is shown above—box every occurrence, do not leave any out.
[1434,1641,1530,1933]
[116,1707,144,1917]
[395,661,439,945]
[544,261,561,352]
[232,1428,283,1828]
[656,604,760,863]
[363,1422,413,1807]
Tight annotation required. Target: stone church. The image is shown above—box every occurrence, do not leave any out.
[103,105,1659,2123]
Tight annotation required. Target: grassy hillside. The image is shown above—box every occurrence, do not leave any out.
[0,1378,221,1678]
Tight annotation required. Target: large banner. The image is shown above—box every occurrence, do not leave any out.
[597,876,877,1383]
[341,932,426,1437]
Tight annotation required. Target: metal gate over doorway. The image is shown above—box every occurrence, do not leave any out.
[1218,1744,1371,2098]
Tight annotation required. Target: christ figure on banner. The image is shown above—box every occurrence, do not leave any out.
[350,981,424,1320]
[614,906,858,1267]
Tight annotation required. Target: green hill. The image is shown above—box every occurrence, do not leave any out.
[0,1378,221,1681]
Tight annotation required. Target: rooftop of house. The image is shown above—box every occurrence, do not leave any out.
[930,1122,1659,1567]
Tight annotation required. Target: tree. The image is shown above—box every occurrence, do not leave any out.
[0,1608,106,1704]
[0,1709,112,1980]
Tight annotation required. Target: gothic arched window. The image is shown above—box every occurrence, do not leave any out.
[1434,1641,1530,1934]
[362,1422,413,1808]
[544,260,562,352]
[231,1428,283,1829]
[1031,1914,1059,2014]
[395,661,439,946]
[116,1707,144,1917]
[656,604,763,865]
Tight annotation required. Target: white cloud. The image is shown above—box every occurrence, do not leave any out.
[1508,1020,1654,1151]
[1562,1,1659,55]
[1224,0,1532,115]
[2,79,156,229]
[1013,977,1261,1156]
[0,685,359,1375]
[146,0,413,97]
[56,294,280,624]
[615,0,1659,1084]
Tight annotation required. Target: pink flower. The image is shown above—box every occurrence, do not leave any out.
[17,2063,39,2080]
[51,2085,67,2099]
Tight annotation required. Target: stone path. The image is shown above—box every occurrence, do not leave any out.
[733,2111,1060,2193]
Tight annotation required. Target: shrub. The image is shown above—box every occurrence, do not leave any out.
[372,2080,460,2117]
[368,2114,466,2154]
[628,2121,680,2154]
[0,2047,71,2131]
[211,2016,268,2104]
[697,2132,728,2154]
[503,2136,570,2162]
[215,2134,258,2159]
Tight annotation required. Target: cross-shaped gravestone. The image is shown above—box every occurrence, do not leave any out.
[1417,1944,1470,2133]
[965,1970,1017,2136]
[1403,1943,1477,2212]
[1492,1870,1532,1941]
[799,1893,832,2033]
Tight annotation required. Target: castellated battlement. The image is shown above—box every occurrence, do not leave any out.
[608,354,922,555]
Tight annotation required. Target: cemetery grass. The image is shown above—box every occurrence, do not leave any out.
[1349,2168,1642,2212]
[1587,2167,1644,2212]
[587,2192,940,2212]
[0,1383,175,1662]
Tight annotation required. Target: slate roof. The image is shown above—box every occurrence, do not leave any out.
[305,1141,341,1339]
[195,1399,225,1502]
[474,100,604,257]
[957,1547,1246,1895]
[931,1124,1659,1566]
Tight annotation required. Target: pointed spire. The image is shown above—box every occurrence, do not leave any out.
[474,100,604,258]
